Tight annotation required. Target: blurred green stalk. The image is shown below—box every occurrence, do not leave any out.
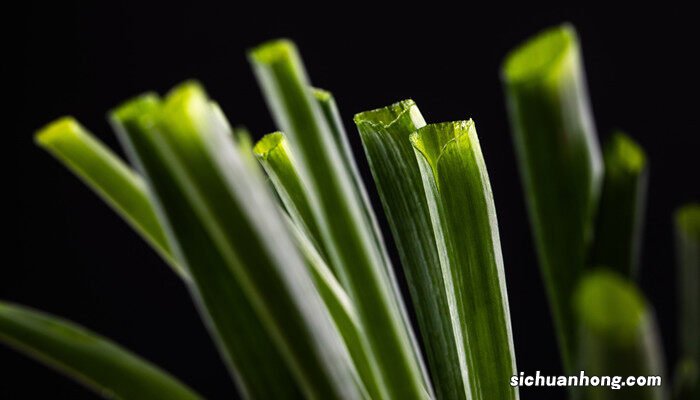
[112,86,363,399]
[502,24,603,371]
[674,204,700,399]
[591,133,647,278]
[575,270,664,400]
[0,301,202,400]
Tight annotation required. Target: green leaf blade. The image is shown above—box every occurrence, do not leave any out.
[312,88,361,198]
[110,93,306,399]
[139,82,363,399]
[254,132,331,264]
[36,108,302,398]
[250,40,429,399]
[287,216,387,400]
[313,88,387,262]
[0,301,202,400]
[411,121,519,400]
[355,101,467,400]
[35,116,183,277]
[502,24,603,371]
[254,129,402,399]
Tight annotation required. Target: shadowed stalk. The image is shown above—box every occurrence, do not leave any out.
[674,204,700,399]
[675,204,700,364]
[673,358,699,400]
[575,270,665,400]
[591,133,647,278]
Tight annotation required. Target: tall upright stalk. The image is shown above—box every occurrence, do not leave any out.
[674,204,700,399]
[502,24,603,371]
[249,40,429,398]
[255,131,387,399]
[675,204,700,365]
[112,86,364,399]
[355,101,467,400]
[110,94,308,399]
[254,132,331,265]
[411,121,518,400]
[591,133,647,278]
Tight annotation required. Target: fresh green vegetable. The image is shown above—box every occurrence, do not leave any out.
[254,132,331,264]
[110,93,308,399]
[410,120,518,400]
[286,214,385,400]
[502,24,603,371]
[249,40,429,399]
[313,88,393,277]
[0,301,202,400]
[116,84,365,399]
[35,117,182,277]
[4,29,682,400]
[254,131,385,399]
[355,101,467,400]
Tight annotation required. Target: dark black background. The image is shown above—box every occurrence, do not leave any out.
[6,3,699,399]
